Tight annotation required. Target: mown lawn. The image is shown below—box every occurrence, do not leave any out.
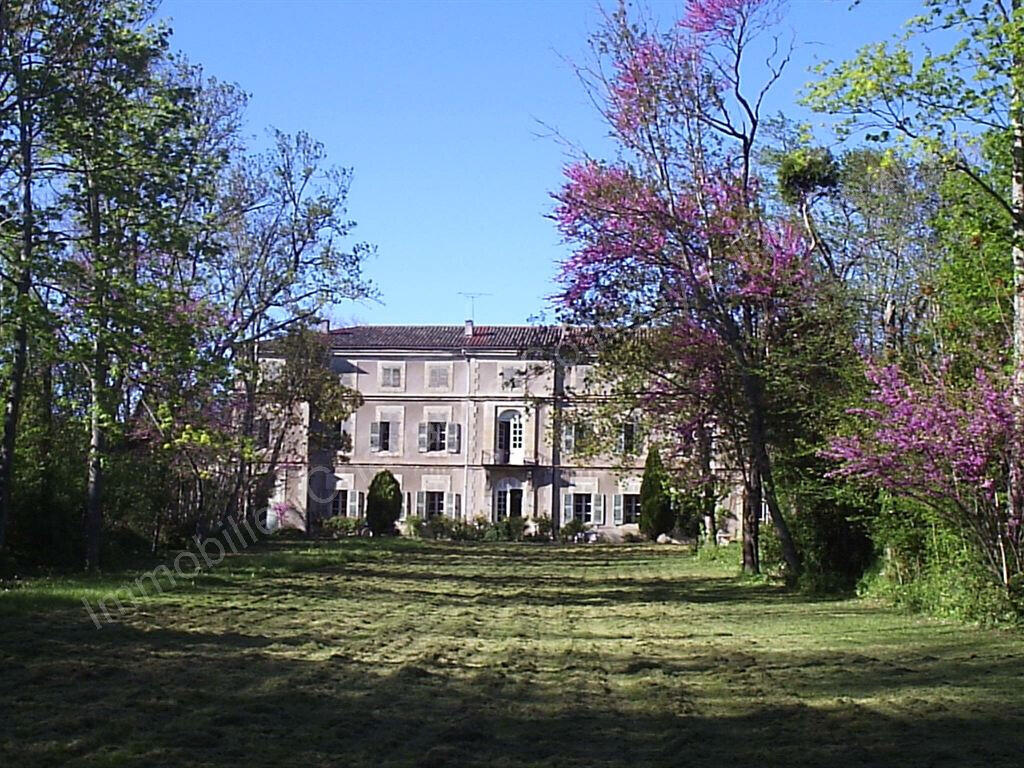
[1,539,1022,767]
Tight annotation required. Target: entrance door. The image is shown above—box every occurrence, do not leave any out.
[508,488,523,518]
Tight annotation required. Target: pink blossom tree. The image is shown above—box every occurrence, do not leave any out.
[825,365,1023,591]
[555,0,836,576]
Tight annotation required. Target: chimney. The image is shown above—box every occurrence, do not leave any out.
[464,319,474,338]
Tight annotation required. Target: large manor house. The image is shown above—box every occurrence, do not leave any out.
[262,322,663,534]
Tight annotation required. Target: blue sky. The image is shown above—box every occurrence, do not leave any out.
[158,0,918,327]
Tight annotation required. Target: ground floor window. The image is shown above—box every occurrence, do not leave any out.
[425,491,445,518]
[622,494,640,525]
[573,493,592,523]
[331,489,348,517]
[494,487,523,521]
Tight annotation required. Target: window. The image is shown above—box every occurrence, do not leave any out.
[380,364,402,388]
[256,418,271,449]
[427,422,446,452]
[370,421,392,452]
[427,364,451,390]
[330,489,348,518]
[497,410,524,461]
[623,494,640,524]
[419,421,460,453]
[573,493,592,523]
[425,491,445,519]
[501,366,524,390]
[619,421,638,454]
[494,486,523,522]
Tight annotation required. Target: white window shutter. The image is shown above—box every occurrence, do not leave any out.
[616,427,625,454]
[416,491,425,518]
[562,423,575,453]
[613,494,623,525]
[444,492,452,518]
[399,492,407,520]
[347,489,359,517]
[391,421,400,453]
[593,494,605,525]
[562,492,573,525]
[417,423,428,453]
[370,421,380,451]
[446,422,460,453]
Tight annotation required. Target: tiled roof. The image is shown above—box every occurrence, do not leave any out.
[327,325,570,351]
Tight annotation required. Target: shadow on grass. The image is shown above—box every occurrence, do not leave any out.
[2,619,1022,768]
[2,539,1022,767]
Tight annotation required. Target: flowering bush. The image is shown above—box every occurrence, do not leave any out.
[825,364,1022,592]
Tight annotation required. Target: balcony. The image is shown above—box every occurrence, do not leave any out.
[481,449,536,466]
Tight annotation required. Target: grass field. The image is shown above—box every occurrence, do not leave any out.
[2,539,1023,767]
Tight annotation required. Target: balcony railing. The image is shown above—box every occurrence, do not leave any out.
[481,449,536,466]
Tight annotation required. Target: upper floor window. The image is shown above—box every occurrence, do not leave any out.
[256,418,271,449]
[380,363,403,390]
[426,363,451,391]
[370,421,393,452]
[427,421,446,452]
[618,420,639,454]
[501,365,525,390]
[418,421,461,453]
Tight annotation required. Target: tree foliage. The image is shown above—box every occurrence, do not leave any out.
[639,448,674,539]
[366,470,401,537]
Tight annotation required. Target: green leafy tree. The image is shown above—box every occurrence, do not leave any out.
[805,0,1024,519]
[365,470,401,537]
[639,448,674,540]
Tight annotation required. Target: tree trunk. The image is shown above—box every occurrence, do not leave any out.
[0,69,35,552]
[742,463,760,574]
[696,420,717,546]
[743,371,802,577]
[1010,11,1024,532]
[84,341,106,570]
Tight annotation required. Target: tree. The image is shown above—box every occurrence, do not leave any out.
[639,447,674,539]
[365,470,401,536]
[0,0,97,551]
[555,0,844,577]
[805,0,1024,528]
[826,364,1021,593]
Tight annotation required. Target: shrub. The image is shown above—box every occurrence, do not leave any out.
[323,516,363,537]
[639,448,674,540]
[530,515,553,541]
[559,517,588,542]
[366,470,402,536]
[859,496,1022,624]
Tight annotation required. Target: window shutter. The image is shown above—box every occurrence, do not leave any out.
[613,494,623,525]
[417,423,428,453]
[444,492,452,518]
[416,491,425,518]
[562,493,573,525]
[390,421,400,454]
[446,423,460,453]
[616,428,625,454]
[347,489,359,517]
[370,421,380,451]
[358,492,365,516]
[454,493,462,519]
[593,494,605,525]
[399,491,407,520]
[562,423,575,453]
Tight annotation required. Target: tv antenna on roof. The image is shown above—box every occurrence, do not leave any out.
[457,292,492,321]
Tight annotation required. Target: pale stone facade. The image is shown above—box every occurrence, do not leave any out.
[264,323,657,534]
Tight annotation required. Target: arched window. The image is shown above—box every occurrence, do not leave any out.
[496,409,524,463]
